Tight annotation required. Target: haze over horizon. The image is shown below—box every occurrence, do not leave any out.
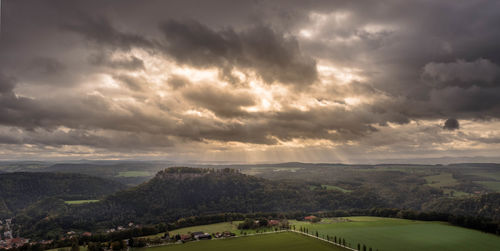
[1,0,500,163]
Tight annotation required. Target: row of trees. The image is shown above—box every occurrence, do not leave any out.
[297,225,377,251]
[318,208,500,235]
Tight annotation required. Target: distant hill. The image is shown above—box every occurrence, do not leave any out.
[423,193,500,221]
[14,167,500,239]
[26,162,170,186]
[0,172,126,216]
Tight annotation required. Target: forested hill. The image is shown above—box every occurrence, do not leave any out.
[423,193,500,221]
[21,167,384,234]
[14,167,500,239]
[0,172,126,216]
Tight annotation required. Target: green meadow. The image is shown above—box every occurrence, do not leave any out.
[476,181,500,192]
[136,232,348,251]
[292,216,500,251]
[321,184,351,193]
[424,173,459,188]
[143,216,500,250]
[309,184,351,193]
[64,199,100,204]
[116,171,152,177]
[145,222,276,239]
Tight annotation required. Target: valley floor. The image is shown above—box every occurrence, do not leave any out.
[292,216,500,251]
[134,232,348,251]
[146,216,500,251]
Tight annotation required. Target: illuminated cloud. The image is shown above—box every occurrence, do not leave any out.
[0,0,500,162]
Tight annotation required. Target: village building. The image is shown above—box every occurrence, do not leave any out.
[3,231,12,239]
[180,234,192,242]
[192,232,211,240]
[304,215,318,221]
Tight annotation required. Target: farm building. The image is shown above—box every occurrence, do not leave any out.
[192,232,211,240]
[304,215,318,221]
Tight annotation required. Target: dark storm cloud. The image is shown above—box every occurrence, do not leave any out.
[423,59,500,88]
[1,0,500,158]
[61,14,318,86]
[173,118,278,145]
[89,54,145,70]
[443,118,459,131]
[295,0,500,98]
[429,86,500,116]
[260,106,379,142]
[0,127,174,150]
[113,74,147,91]
[302,1,500,124]
[62,16,154,51]
[182,84,255,118]
[0,73,16,94]
[160,20,318,86]
[167,75,190,89]
[28,57,66,75]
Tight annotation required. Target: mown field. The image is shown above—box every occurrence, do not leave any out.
[135,232,348,251]
[292,217,500,251]
[143,217,500,250]
[116,171,152,177]
[145,222,275,239]
[64,199,99,204]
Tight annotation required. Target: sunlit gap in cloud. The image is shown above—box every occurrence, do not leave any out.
[243,81,286,113]
[317,61,365,85]
[194,138,349,164]
[299,11,351,39]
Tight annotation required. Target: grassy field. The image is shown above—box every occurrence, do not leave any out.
[309,185,351,193]
[464,170,500,181]
[424,173,459,188]
[135,232,348,251]
[64,199,99,204]
[476,181,500,192]
[146,222,239,239]
[116,171,152,177]
[292,216,500,251]
[144,217,500,250]
[321,184,351,193]
[145,222,276,239]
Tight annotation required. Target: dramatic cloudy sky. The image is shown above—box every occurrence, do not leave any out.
[1,0,500,163]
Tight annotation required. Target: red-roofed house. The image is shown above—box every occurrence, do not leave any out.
[304,215,318,221]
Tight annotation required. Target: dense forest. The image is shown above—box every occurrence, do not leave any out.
[0,172,125,217]
[15,167,386,238]
[10,167,500,240]
[423,193,500,221]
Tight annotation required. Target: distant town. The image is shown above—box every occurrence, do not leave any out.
[0,218,29,249]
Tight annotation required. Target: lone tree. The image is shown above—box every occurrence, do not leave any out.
[111,241,125,251]
[88,242,102,251]
[71,238,79,251]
